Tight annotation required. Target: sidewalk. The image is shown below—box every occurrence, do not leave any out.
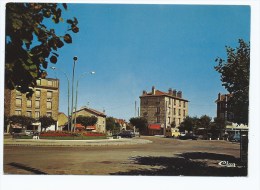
[4,137,152,147]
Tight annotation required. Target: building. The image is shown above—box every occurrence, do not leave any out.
[73,106,106,133]
[4,78,59,131]
[215,93,234,121]
[57,112,68,131]
[140,86,189,136]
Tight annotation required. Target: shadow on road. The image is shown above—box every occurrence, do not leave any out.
[110,152,247,176]
[7,162,47,174]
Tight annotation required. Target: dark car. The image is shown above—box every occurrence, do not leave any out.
[179,133,198,140]
[116,131,135,138]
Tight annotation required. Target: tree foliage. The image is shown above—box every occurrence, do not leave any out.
[106,117,118,131]
[215,39,250,124]
[39,115,56,130]
[129,117,148,133]
[76,115,97,129]
[5,3,79,95]
[9,115,35,127]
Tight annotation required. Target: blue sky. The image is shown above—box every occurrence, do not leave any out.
[46,4,250,121]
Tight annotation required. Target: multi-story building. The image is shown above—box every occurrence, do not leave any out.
[140,86,189,135]
[215,93,234,121]
[73,106,106,134]
[4,78,59,128]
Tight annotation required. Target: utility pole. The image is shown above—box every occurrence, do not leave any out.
[135,101,137,117]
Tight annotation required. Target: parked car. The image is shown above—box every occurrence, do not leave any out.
[179,133,198,140]
[115,131,135,138]
[229,134,240,142]
[24,130,34,136]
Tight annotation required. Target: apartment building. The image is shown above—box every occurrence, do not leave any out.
[4,78,59,122]
[140,86,189,135]
[215,93,234,121]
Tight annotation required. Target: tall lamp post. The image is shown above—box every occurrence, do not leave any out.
[73,71,95,132]
[70,56,78,132]
[51,67,70,131]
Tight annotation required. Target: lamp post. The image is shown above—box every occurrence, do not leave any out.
[70,56,77,132]
[50,67,70,131]
[73,71,95,132]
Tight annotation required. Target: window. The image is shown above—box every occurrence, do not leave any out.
[47,101,52,109]
[183,102,186,108]
[27,99,32,108]
[156,107,160,113]
[179,109,181,116]
[26,111,32,117]
[15,110,21,115]
[183,110,186,117]
[156,116,160,123]
[179,101,181,107]
[174,108,176,115]
[36,79,41,85]
[47,112,52,117]
[36,90,41,97]
[48,80,53,86]
[35,100,40,108]
[35,111,40,119]
[168,117,171,124]
[47,91,53,99]
[178,118,181,125]
[174,99,176,105]
[15,98,22,107]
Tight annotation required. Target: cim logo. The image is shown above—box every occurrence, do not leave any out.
[218,161,236,167]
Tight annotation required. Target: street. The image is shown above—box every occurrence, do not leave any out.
[4,136,246,176]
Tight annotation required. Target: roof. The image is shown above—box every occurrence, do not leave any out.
[148,124,162,130]
[215,93,232,103]
[140,90,189,102]
[75,123,96,130]
[74,107,106,117]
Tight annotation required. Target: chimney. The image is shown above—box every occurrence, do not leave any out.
[173,89,177,97]
[177,91,182,98]
[152,86,156,95]
[168,88,173,95]
[218,93,221,100]
[143,90,147,95]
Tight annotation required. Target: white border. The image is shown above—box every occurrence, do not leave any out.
[1,1,259,190]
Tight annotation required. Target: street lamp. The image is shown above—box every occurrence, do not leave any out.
[70,56,78,132]
[73,71,95,132]
[50,66,71,131]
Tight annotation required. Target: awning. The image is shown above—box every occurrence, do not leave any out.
[148,124,161,130]
[86,126,96,130]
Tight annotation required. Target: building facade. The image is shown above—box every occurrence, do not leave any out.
[4,78,59,121]
[215,93,234,121]
[140,86,189,135]
[73,106,106,134]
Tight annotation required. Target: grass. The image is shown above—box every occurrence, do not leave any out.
[18,135,107,140]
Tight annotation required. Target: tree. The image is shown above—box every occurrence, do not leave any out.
[129,117,148,134]
[39,115,56,131]
[215,39,249,124]
[5,3,79,96]
[106,117,119,132]
[9,115,35,128]
[199,115,211,130]
[179,116,195,132]
[76,115,97,130]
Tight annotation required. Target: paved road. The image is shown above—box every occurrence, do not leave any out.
[4,136,246,176]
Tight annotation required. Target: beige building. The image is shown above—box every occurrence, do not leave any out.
[4,78,59,122]
[73,106,106,134]
[140,86,189,135]
[57,112,68,130]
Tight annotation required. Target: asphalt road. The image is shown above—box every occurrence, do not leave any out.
[3,136,246,176]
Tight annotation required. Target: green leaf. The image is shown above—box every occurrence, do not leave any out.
[63,34,72,43]
[62,3,67,10]
[50,56,57,64]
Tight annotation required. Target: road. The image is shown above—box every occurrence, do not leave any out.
[3,136,246,176]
